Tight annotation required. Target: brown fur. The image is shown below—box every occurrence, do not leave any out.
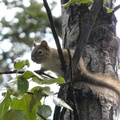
[31,40,73,76]
[31,40,120,103]
[77,58,120,103]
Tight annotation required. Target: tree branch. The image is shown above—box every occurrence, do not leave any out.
[114,4,120,13]
[66,49,81,120]
[0,70,55,79]
[72,0,103,71]
[43,0,67,73]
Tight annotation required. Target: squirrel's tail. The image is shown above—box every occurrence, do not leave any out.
[78,57,120,97]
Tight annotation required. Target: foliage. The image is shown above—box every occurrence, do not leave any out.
[0,59,73,120]
[0,1,65,119]
[62,0,93,8]
[62,0,114,13]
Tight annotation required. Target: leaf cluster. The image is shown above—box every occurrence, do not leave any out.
[0,59,73,120]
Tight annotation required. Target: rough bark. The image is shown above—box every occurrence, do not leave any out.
[56,0,119,120]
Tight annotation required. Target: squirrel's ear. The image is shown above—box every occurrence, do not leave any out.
[41,40,50,50]
[33,41,37,47]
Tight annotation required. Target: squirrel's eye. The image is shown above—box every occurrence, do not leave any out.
[38,49,43,55]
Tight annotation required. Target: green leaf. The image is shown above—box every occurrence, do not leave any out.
[80,0,93,3]
[31,86,50,93]
[44,91,54,96]
[0,90,12,120]
[17,77,29,95]
[37,105,52,118]
[29,96,36,112]
[21,70,43,84]
[103,0,114,13]
[31,73,43,84]
[22,71,39,79]
[53,96,73,111]
[62,0,75,8]
[31,86,50,102]
[107,8,113,13]
[56,77,65,84]
[41,86,50,92]
[33,89,44,102]
[24,60,30,67]
[62,0,93,8]
[40,77,65,85]
[21,71,65,85]
[3,109,27,120]
[10,94,39,120]
[41,86,53,96]
[14,58,30,70]
[103,5,114,13]
[103,0,106,4]
[22,71,34,79]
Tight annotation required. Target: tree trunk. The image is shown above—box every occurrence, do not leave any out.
[54,0,119,120]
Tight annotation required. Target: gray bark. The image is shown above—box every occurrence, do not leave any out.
[59,0,119,120]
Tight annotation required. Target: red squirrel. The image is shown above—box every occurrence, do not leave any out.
[31,40,120,103]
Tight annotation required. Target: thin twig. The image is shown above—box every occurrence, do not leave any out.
[0,70,55,79]
[114,4,120,13]
[67,49,81,120]
[43,0,67,73]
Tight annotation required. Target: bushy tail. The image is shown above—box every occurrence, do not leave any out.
[78,57,120,97]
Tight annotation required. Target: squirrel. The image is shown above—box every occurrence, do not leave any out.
[31,40,120,103]
[31,40,74,76]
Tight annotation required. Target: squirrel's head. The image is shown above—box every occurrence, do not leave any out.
[31,40,50,64]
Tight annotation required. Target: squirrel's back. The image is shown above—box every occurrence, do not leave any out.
[31,40,120,103]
